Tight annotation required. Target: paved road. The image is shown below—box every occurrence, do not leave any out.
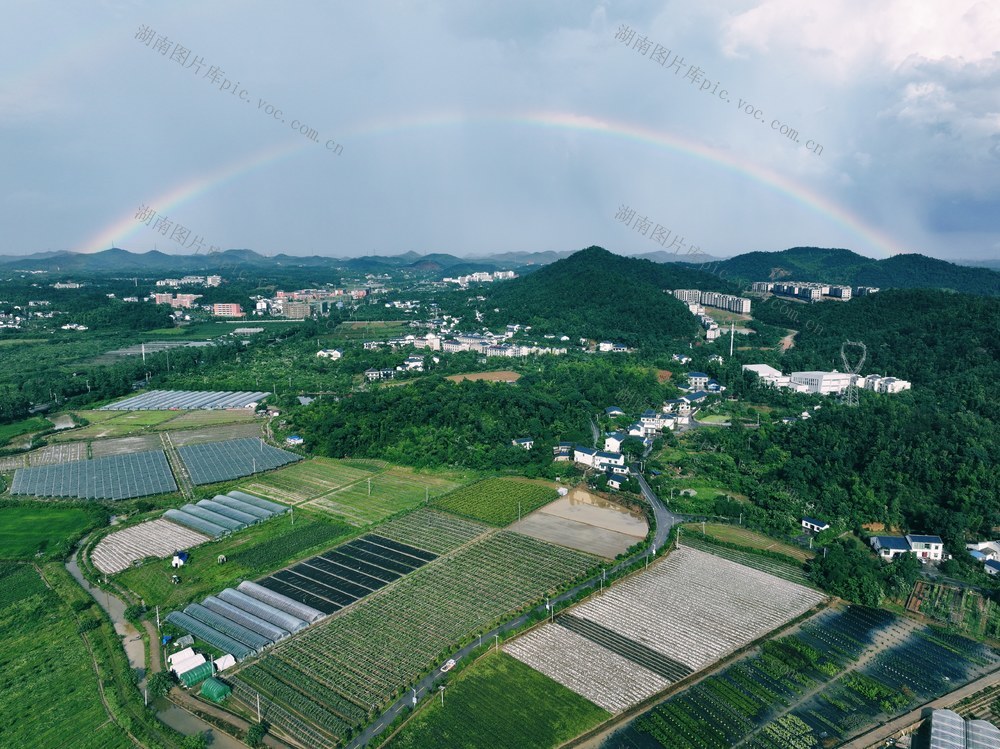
[348,475,681,748]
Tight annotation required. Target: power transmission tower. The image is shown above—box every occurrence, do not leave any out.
[840,340,867,407]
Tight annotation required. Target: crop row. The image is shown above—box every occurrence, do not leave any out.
[432,477,557,526]
[374,507,490,554]
[247,531,597,742]
[680,535,810,585]
[610,603,1000,749]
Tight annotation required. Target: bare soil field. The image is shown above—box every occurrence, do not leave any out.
[166,422,263,446]
[510,489,647,558]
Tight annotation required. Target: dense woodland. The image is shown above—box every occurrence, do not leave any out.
[478,247,733,349]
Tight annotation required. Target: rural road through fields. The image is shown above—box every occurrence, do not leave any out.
[348,474,680,748]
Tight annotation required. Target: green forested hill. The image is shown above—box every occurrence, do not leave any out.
[687,247,999,296]
[479,246,734,348]
[704,289,1000,548]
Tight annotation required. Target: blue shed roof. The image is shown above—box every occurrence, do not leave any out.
[874,536,910,551]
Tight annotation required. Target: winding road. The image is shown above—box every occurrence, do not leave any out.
[347,473,683,748]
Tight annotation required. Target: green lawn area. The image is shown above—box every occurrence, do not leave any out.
[0,416,52,445]
[433,477,558,526]
[0,504,102,560]
[138,320,306,340]
[114,509,353,609]
[308,465,474,525]
[329,320,410,340]
[0,563,132,749]
[698,414,731,424]
[387,652,610,749]
[693,522,813,562]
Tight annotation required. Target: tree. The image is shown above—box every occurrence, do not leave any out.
[246,721,270,748]
[181,733,209,749]
[620,437,646,461]
[807,539,885,606]
[147,671,174,699]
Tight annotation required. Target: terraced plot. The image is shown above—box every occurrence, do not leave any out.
[233,532,597,745]
[506,547,825,713]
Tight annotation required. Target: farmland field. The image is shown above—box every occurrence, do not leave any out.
[433,477,558,526]
[387,652,610,749]
[115,510,352,609]
[310,465,471,525]
[374,508,490,555]
[0,563,132,749]
[506,547,825,713]
[233,531,598,745]
[691,522,813,563]
[680,532,812,586]
[602,603,1000,749]
[907,581,1000,640]
[239,457,383,504]
[48,410,178,440]
[0,503,103,559]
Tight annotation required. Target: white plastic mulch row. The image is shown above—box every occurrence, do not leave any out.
[91,518,210,574]
[505,546,826,713]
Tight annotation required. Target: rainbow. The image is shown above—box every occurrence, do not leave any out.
[77,110,902,257]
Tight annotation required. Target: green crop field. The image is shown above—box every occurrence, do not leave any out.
[115,510,353,609]
[433,478,558,526]
[238,532,598,745]
[0,504,103,560]
[310,466,473,525]
[0,563,132,749]
[387,652,610,749]
[0,416,52,446]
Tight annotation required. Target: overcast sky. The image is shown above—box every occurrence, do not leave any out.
[2,1,998,261]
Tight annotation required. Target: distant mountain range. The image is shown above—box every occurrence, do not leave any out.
[683,247,999,297]
[0,245,995,296]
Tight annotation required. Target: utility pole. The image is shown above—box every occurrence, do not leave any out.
[155,605,160,629]
[368,478,371,496]
[439,685,445,706]
[256,692,261,723]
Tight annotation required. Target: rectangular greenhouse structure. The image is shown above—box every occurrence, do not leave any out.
[200,677,231,703]
[226,490,288,514]
[216,589,308,633]
[178,503,245,532]
[208,494,273,519]
[183,603,273,651]
[195,500,260,526]
[178,660,215,688]
[165,611,254,660]
[237,581,324,623]
[201,596,290,642]
[163,508,229,538]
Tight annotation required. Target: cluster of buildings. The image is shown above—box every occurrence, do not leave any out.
[966,541,1000,576]
[597,341,630,353]
[669,289,752,314]
[742,364,911,395]
[362,355,430,381]
[751,280,879,302]
[52,281,84,289]
[870,533,944,562]
[153,292,202,309]
[254,288,369,318]
[669,290,751,341]
[441,270,517,286]
[155,275,222,288]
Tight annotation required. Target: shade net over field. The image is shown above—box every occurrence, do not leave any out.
[178,438,301,485]
[10,449,176,500]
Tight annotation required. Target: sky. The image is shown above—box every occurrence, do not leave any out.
[2,1,999,261]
